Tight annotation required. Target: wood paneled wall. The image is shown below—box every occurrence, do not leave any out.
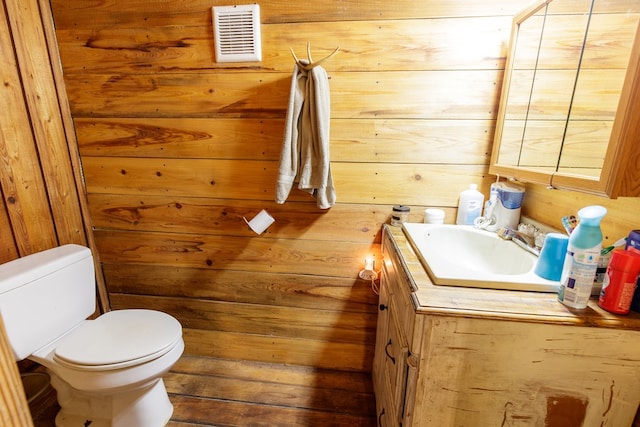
[0,0,107,306]
[45,0,640,423]
[523,185,640,246]
[0,0,111,422]
[47,1,527,421]
[50,0,529,377]
[0,0,83,260]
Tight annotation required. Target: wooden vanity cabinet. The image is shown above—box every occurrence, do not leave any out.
[373,225,640,427]
[373,227,423,426]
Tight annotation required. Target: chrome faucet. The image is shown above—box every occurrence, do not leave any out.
[497,227,540,256]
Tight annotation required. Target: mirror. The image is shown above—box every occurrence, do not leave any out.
[491,0,640,194]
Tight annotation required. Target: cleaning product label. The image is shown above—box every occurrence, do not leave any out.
[558,245,600,308]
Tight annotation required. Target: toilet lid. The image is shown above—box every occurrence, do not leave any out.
[54,309,182,370]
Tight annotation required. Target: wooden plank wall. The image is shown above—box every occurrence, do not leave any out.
[0,0,110,423]
[0,0,106,260]
[48,0,525,423]
[0,0,107,301]
[46,0,640,424]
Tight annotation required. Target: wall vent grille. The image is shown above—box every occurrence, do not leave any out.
[213,4,262,62]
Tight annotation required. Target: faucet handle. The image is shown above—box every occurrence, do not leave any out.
[518,222,546,249]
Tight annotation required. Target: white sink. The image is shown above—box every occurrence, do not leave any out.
[402,223,559,292]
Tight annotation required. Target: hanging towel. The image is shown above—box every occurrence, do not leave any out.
[275,61,335,209]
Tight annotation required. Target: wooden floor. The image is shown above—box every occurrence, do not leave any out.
[166,356,376,427]
[31,356,376,427]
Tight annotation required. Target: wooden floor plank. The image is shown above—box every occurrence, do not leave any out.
[167,372,374,416]
[33,356,377,426]
[170,395,376,427]
[172,356,373,394]
[165,357,375,417]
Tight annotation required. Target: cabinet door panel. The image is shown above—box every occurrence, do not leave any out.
[373,274,390,397]
[386,304,409,424]
[414,316,640,426]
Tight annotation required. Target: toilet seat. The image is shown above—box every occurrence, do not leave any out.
[53,309,182,371]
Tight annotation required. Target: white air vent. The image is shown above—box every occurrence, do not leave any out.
[213,4,262,62]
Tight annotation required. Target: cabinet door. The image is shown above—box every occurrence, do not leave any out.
[373,274,391,423]
[412,316,640,426]
[385,307,410,425]
[374,258,411,426]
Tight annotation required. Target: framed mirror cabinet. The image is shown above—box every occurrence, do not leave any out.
[490,0,640,197]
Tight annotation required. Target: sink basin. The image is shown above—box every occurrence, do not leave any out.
[402,223,559,292]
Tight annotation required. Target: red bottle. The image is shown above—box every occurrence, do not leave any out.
[598,250,640,314]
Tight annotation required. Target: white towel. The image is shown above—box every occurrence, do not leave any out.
[275,62,335,209]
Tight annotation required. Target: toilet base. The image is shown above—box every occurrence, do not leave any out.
[50,373,173,427]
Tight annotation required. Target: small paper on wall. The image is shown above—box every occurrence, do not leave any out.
[243,209,275,235]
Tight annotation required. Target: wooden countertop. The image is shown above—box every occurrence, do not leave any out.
[384,224,640,330]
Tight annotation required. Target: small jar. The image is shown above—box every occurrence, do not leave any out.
[391,205,410,226]
[424,208,445,224]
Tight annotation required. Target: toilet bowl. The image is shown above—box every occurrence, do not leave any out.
[0,244,185,427]
[32,309,184,426]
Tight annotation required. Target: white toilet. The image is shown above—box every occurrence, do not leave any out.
[0,244,184,427]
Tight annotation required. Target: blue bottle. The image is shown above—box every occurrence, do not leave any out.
[558,205,607,309]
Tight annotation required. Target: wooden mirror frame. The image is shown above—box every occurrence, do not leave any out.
[490,0,640,198]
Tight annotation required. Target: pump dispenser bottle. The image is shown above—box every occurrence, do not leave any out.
[558,205,607,309]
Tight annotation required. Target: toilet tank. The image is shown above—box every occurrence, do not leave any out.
[0,244,96,360]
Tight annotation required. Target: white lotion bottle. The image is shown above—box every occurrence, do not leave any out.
[456,184,484,225]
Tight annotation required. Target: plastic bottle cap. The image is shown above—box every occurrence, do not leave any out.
[577,205,607,226]
[393,205,410,212]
